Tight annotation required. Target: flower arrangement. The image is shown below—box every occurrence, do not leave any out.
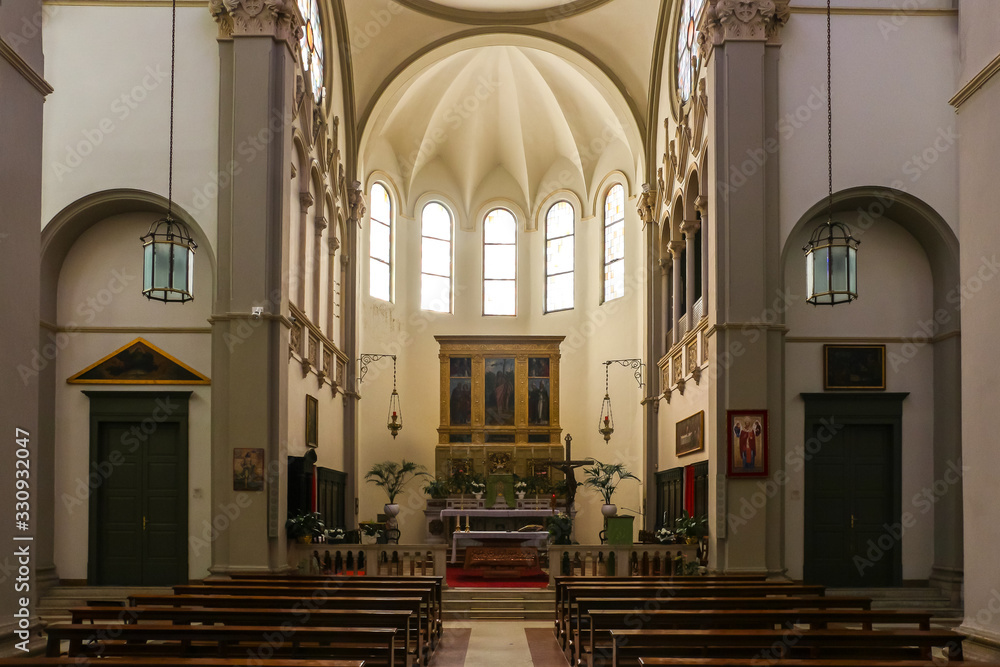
[514,480,528,493]
[469,481,486,495]
[654,527,675,544]
[325,527,346,543]
[285,511,325,542]
[546,512,573,545]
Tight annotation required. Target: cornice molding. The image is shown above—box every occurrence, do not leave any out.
[950,51,1000,111]
[392,0,614,26]
[0,39,53,97]
[43,0,205,5]
[789,6,956,16]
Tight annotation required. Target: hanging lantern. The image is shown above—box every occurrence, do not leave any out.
[598,392,614,443]
[804,220,859,305]
[141,217,196,303]
[804,0,858,307]
[387,388,402,439]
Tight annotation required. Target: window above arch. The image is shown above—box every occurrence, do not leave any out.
[421,202,453,313]
[298,0,325,103]
[677,0,706,103]
[604,184,625,302]
[483,208,517,316]
[545,201,574,313]
[369,183,391,302]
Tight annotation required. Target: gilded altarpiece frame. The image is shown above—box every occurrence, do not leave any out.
[434,335,565,480]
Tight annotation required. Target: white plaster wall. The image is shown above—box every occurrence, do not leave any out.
[357,177,646,544]
[41,7,219,251]
[956,0,1000,648]
[53,212,214,580]
[783,213,937,581]
[778,5,959,246]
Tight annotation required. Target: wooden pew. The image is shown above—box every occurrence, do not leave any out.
[583,609,932,667]
[608,628,964,667]
[69,605,419,667]
[185,580,443,643]
[0,659,364,667]
[167,586,436,656]
[638,661,997,667]
[556,583,827,650]
[45,623,398,665]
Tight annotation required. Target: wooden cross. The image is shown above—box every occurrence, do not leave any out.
[544,434,592,510]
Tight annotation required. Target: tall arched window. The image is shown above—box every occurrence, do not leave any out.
[604,184,626,302]
[545,201,574,312]
[297,0,325,102]
[677,0,706,103]
[421,202,452,313]
[369,183,391,301]
[483,208,517,316]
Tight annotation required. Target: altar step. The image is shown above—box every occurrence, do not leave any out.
[443,587,555,620]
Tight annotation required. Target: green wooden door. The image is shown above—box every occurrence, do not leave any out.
[804,423,897,587]
[88,392,189,586]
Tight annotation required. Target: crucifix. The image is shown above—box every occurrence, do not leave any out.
[545,434,592,511]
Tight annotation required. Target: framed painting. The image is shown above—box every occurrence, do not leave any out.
[824,344,886,390]
[727,410,768,477]
[305,395,318,448]
[484,358,515,425]
[233,448,264,491]
[675,411,704,457]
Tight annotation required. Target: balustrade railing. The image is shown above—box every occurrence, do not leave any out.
[546,544,700,586]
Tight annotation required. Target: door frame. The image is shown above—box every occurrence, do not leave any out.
[84,391,191,585]
[801,392,908,587]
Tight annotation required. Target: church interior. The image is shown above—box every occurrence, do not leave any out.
[3,0,1000,663]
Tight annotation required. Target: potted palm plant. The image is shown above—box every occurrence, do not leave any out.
[583,461,640,517]
[285,511,325,543]
[365,459,431,519]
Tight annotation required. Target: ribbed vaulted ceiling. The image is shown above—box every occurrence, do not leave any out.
[425,0,575,10]
[366,44,636,218]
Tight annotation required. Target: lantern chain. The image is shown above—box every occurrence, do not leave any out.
[826,0,832,223]
[167,0,176,220]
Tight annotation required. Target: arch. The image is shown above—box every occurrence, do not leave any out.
[418,191,463,232]
[683,166,700,222]
[780,186,959,320]
[534,190,581,232]
[670,193,684,243]
[601,181,627,303]
[358,30,646,176]
[392,0,614,26]
[591,170,631,220]
[364,170,404,221]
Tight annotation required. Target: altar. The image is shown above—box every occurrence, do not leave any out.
[450,530,550,564]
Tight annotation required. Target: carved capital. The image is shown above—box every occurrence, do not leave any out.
[314,215,328,234]
[329,236,341,254]
[669,240,686,259]
[209,0,303,46]
[701,0,790,48]
[636,185,657,226]
[348,180,367,226]
[299,191,314,211]
[695,194,709,218]
[681,219,701,238]
[658,257,672,274]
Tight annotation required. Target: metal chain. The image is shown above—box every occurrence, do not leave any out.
[393,355,397,391]
[167,0,176,220]
[827,0,833,219]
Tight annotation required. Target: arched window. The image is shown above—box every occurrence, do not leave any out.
[369,183,391,301]
[677,0,706,103]
[483,208,517,316]
[545,201,574,312]
[421,202,452,313]
[298,0,325,103]
[604,184,626,302]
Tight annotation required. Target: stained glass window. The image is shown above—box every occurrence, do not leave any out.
[421,202,452,313]
[604,184,625,302]
[369,183,391,301]
[677,0,706,103]
[298,0,325,103]
[483,208,517,316]
[545,201,574,312]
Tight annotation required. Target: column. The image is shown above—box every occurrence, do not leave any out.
[313,214,327,319]
[670,240,685,341]
[660,257,672,352]
[297,191,313,309]
[701,0,789,574]
[209,1,301,573]
[682,219,701,325]
[696,195,709,317]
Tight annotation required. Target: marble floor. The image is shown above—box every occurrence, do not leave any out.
[430,620,569,667]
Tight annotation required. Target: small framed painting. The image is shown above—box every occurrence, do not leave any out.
[675,411,704,457]
[727,410,768,477]
[824,344,886,390]
[233,448,264,491]
[305,395,318,448]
